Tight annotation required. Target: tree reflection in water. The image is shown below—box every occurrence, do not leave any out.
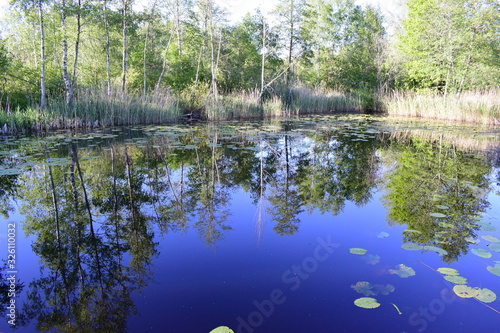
[0,119,494,330]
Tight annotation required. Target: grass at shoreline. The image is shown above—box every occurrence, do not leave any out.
[0,88,498,133]
[383,90,500,126]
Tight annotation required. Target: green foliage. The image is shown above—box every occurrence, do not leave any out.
[398,0,500,92]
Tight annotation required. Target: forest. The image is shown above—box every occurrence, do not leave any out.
[0,0,498,129]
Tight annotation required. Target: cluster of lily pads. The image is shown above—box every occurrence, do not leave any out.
[349,237,415,311]
[437,267,496,303]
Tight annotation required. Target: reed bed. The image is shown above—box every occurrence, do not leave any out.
[46,87,181,129]
[383,90,500,126]
[287,86,364,115]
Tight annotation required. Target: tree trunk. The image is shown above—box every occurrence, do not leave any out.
[70,0,82,105]
[143,21,150,97]
[175,0,182,56]
[121,0,129,93]
[104,0,111,95]
[61,0,72,107]
[260,15,266,98]
[286,0,294,106]
[38,0,46,110]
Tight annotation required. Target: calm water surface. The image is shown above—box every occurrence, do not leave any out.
[0,115,499,333]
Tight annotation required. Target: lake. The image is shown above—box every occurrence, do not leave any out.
[0,114,499,333]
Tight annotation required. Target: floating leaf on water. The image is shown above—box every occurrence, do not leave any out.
[481,235,500,243]
[377,232,389,239]
[487,243,500,252]
[481,224,498,232]
[439,222,454,228]
[210,327,234,333]
[444,275,467,285]
[475,288,497,303]
[389,264,416,278]
[354,297,380,309]
[430,212,447,218]
[471,248,492,258]
[362,254,380,265]
[423,246,448,256]
[465,238,480,244]
[401,243,422,251]
[437,267,459,276]
[453,285,479,298]
[372,284,395,295]
[351,281,375,296]
[349,248,368,255]
[436,205,449,210]
[404,229,421,234]
[487,265,500,277]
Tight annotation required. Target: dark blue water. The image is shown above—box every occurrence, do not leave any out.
[0,116,499,333]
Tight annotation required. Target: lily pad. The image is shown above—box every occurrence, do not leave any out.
[372,284,395,295]
[210,327,234,333]
[377,232,389,239]
[354,297,380,309]
[362,254,381,265]
[475,288,496,303]
[437,267,459,276]
[351,281,375,296]
[481,235,500,243]
[436,205,449,210]
[389,264,416,278]
[465,238,480,244]
[349,248,368,255]
[453,285,479,298]
[443,275,467,285]
[481,224,498,232]
[423,245,448,255]
[401,243,422,251]
[487,265,500,277]
[487,243,500,252]
[471,248,492,258]
[430,212,447,218]
[404,229,421,234]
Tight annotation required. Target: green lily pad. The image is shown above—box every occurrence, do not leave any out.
[471,248,492,258]
[436,205,449,209]
[389,264,416,278]
[487,243,500,252]
[465,238,480,244]
[351,281,375,296]
[430,212,447,218]
[437,267,459,276]
[354,297,380,309]
[372,284,395,295]
[475,288,496,303]
[210,327,234,333]
[481,224,498,232]
[487,265,500,276]
[404,229,421,234]
[401,243,422,251]
[443,275,467,285]
[481,235,500,243]
[362,254,381,265]
[453,285,479,298]
[423,245,448,255]
[349,248,368,255]
[377,232,389,239]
